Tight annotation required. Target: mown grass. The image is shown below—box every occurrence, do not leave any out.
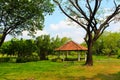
[0,56,120,80]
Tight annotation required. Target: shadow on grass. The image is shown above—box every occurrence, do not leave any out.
[92,72,120,80]
[65,72,120,80]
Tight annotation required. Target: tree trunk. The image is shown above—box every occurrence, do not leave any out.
[85,33,93,66]
[85,42,93,66]
[39,51,47,60]
[0,34,6,47]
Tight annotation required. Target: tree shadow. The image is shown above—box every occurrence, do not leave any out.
[66,71,120,80]
[92,72,120,80]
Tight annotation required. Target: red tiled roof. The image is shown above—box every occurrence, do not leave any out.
[55,41,88,51]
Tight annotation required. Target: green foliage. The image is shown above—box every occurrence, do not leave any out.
[35,35,51,60]
[0,41,12,55]
[0,57,10,62]
[93,32,120,57]
[0,35,71,62]
[10,38,36,57]
[35,35,71,60]
[11,39,37,62]
[0,0,54,46]
[0,57,16,63]
[51,58,63,62]
[0,38,38,62]
[102,48,111,55]
[16,55,39,63]
[117,49,120,59]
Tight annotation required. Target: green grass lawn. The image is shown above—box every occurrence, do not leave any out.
[0,56,120,80]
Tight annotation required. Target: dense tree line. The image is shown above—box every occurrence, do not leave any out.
[1,32,119,63]
[92,32,120,58]
[0,35,71,62]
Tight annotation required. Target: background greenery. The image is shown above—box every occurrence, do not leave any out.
[0,31,120,63]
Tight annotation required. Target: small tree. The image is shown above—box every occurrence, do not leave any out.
[35,35,51,60]
[0,41,12,56]
[54,0,120,66]
[9,38,37,62]
[0,0,54,47]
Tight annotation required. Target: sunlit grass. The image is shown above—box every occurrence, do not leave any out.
[0,56,120,80]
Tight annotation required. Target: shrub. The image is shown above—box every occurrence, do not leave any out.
[102,48,111,55]
[0,57,10,62]
[16,55,40,63]
[16,57,27,63]
[117,49,120,59]
[51,58,62,62]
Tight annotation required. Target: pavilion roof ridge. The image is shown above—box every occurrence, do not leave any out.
[55,40,88,51]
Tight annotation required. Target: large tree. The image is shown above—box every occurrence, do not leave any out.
[0,0,54,47]
[53,0,120,66]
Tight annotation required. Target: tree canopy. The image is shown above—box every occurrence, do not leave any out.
[0,0,54,47]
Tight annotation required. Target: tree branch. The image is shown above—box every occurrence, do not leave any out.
[94,24,109,41]
[99,5,120,30]
[84,33,88,44]
[92,0,99,18]
[114,0,117,7]
[54,0,87,31]
[74,0,90,22]
[86,0,93,17]
[67,7,85,19]
[67,7,88,26]
[86,0,100,34]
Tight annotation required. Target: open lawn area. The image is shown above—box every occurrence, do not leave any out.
[0,56,120,80]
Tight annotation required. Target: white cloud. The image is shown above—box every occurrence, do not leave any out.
[20,30,48,39]
[48,20,86,43]
[34,30,48,37]
[50,20,73,31]
[107,22,120,32]
[5,30,48,41]
[52,31,84,43]
[50,24,59,30]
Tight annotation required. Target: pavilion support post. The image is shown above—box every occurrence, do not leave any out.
[57,51,60,58]
[63,52,65,62]
[78,51,81,61]
[65,51,68,60]
[85,52,87,61]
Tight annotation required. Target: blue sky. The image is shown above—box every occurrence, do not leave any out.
[6,1,120,43]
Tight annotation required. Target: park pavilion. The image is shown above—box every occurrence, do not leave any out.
[55,41,88,61]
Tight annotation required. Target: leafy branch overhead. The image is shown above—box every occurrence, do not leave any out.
[0,0,54,47]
